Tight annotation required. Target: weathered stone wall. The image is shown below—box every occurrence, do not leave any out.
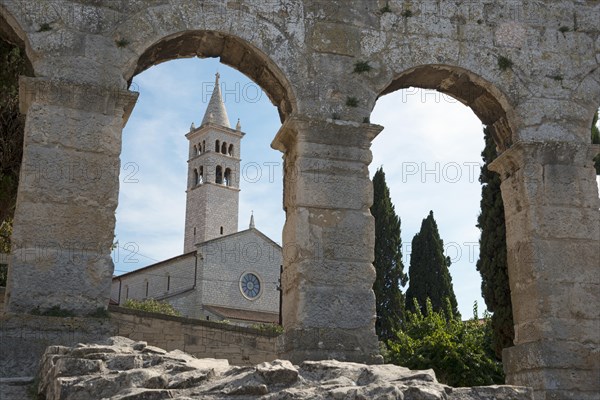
[0,313,115,378]
[1,1,598,398]
[0,305,278,380]
[109,305,279,365]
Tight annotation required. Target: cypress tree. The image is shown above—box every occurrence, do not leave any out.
[592,110,599,175]
[371,167,408,341]
[405,211,459,318]
[476,127,514,359]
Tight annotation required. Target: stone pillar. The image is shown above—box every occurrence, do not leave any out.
[489,141,600,400]
[4,77,137,316]
[272,116,382,364]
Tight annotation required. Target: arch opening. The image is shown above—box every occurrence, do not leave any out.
[127,30,296,122]
[371,66,518,375]
[112,55,285,327]
[379,65,516,152]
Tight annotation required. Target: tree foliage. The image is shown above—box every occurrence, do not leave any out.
[476,127,514,359]
[0,219,10,286]
[1,39,27,226]
[592,110,600,175]
[371,167,408,341]
[386,298,504,387]
[123,298,182,317]
[405,211,459,318]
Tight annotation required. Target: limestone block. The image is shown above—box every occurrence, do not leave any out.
[285,259,376,289]
[514,318,600,345]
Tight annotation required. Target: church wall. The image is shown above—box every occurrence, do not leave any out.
[199,230,282,315]
[111,253,198,315]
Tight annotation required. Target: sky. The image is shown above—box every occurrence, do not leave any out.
[114,57,600,318]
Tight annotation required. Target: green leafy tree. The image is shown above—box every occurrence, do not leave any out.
[405,211,459,318]
[123,298,182,317]
[476,127,514,359]
[371,167,408,341]
[387,298,504,387]
[0,39,27,225]
[592,110,600,174]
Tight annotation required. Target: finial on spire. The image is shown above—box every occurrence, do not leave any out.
[190,122,196,131]
[201,72,231,128]
[249,211,255,229]
[236,118,241,131]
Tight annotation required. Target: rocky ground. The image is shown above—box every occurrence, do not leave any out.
[34,336,532,400]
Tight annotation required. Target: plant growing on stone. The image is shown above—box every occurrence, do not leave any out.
[123,298,182,316]
[38,23,52,32]
[380,4,392,14]
[30,305,76,317]
[497,56,513,71]
[401,9,413,18]
[353,61,372,74]
[558,26,570,33]
[346,97,359,107]
[115,38,129,48]
[386,298,504,387]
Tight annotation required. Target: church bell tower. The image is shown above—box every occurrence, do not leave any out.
[183,73,244,252]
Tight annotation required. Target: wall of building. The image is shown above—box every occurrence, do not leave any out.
[199,229,282,315]
[109,305,279,365]
[111,253,201,317]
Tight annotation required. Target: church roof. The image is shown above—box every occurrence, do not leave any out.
[201,72,231,128]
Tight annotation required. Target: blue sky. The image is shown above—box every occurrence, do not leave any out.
[114,57,600,318]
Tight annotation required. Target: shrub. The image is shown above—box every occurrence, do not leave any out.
[123,298,182,317]
[386,298,504,387]
[250,323,284,334]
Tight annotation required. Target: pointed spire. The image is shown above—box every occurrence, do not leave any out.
[201,72,231,128]
[236,118,241,131]
[249,211,255,229]
[190,122,195,131]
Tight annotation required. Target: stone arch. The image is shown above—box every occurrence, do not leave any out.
[0,4,34,73]
[377,64,518,152]
[124,30,297,122]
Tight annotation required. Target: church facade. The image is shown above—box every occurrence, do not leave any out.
[110,74,282,325]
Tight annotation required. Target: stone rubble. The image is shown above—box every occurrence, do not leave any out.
[37,337,533,400]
